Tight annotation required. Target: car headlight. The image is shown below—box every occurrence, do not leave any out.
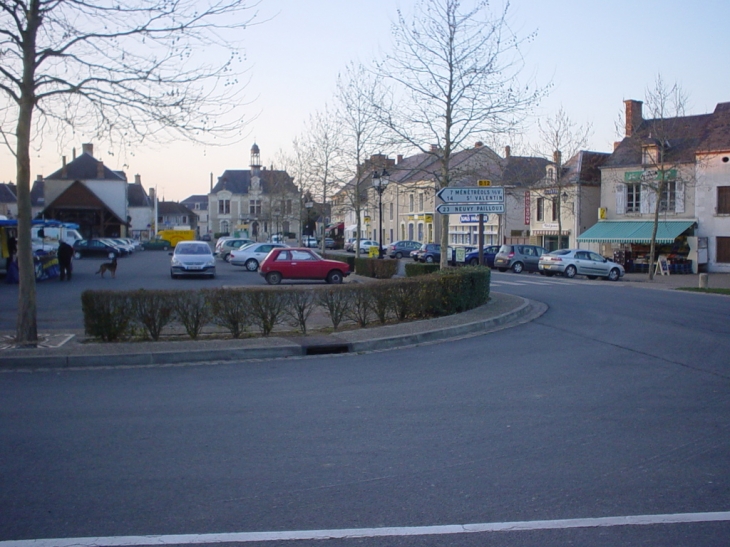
[171,257,181,266]
[206,259,215,267]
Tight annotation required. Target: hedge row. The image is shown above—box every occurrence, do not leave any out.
[80,267,490,342]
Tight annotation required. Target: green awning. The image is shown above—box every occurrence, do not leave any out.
[577,220,696,244]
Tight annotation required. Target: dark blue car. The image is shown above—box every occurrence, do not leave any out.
[464,245,500,267]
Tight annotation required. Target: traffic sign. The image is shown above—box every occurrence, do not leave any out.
[436,187,504,203]
[436,203,504,214]
[477,180,491,186]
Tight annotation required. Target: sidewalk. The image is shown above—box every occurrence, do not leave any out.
[0,292,546,370]
[620,272,730,290]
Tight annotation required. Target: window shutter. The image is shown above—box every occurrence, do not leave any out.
[646,187,657,214]
[640,185,650,214]
[675,181,685,213]
[616,184,626,215]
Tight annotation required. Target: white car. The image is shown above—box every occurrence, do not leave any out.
[538,249,625,281]
[357,239,379,254]
[170,241,216,279]
[229,242,288,271]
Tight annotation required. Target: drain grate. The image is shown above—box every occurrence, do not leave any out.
[304,344,350,356]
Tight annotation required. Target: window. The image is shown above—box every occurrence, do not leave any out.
[408,223,414,240]
[389,202,393,220]
[249,200,261,215]
[536,197,544,221]
[659,181,676,212]
[627,183,641,213]
[642,145,658,165]
[717,237,730,263]
[551,199,558,221]
[418,223,424,241]
[286,200,292,214]
[218,199,230,214]
[419,193,424,211]
[718,187,730,214]
[409,194,414,212]
[182,216,187,224]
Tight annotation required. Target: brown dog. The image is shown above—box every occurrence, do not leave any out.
[95,256,118,278]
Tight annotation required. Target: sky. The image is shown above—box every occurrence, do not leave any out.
[2,0,729,201]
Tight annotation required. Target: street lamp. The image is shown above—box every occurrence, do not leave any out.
[371,169,390,258]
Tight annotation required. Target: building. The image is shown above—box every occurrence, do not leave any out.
[579,99,730,273]
[181,194,209,238]
[157,201,197,232]
[127,175,154,240]
[208,144,301,241]
[0,183,17,219]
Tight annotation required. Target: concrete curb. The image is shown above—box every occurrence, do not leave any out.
[0,294,544,370]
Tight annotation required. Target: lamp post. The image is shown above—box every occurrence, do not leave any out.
[304,200,314,245]
[371,169,390,258]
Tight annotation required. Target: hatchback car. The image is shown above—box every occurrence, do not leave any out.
[539,249,625,281]
[493,244,547,273]
[73,239,122,259]
[464,245,500,267]
[170,241,216,278]
[142,238,172,251]
[229,242,288,271]
[387,240,422,259]
[216,238,254,262]
[259,248,351,285]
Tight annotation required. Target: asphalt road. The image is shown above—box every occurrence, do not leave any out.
[1,271,729,546]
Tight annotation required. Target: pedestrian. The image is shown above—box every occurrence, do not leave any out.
[57,240,73,281]
[5,234,16,272]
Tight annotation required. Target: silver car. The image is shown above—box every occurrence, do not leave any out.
[539,249,624,281]
[170,241,216,279]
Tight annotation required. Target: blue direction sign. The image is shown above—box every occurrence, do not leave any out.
[436,187,504,203]
[436,203,504,214]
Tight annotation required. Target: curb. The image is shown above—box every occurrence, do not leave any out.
[0,295,545,370]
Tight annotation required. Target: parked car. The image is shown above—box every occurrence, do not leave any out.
[302,236,318,248]
[344,238,357,252]
[200,234,212,242]
[170,240,216,279]
[464,245,501,267]
[493,244,547,273]
[259,247,351,285]
[214,236,234,255]
[98,238,129,256]
[72,239,122,259]
[387,240,422,259]
[229,242,288,271]
[538,249,625,281]
[415,243,441,263]
[142,237,172,251]
[109,238,136,254]
[216,238,254,262]
[357,239,380,254]
[324,237,337,249]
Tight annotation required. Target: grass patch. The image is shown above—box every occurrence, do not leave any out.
[676,288,730,296]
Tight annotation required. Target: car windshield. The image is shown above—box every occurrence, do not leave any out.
[498,245,512,253]
[549,249,572,256]
[176,244,211,255]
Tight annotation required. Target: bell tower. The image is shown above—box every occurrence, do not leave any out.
[250,143,261,176]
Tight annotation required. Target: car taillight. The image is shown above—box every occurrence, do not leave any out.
[508,252,514,258]
[551,257,562,262]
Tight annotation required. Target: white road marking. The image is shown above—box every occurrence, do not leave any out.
[3,511,729,546]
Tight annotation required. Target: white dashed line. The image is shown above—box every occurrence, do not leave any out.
[3,511,729,546]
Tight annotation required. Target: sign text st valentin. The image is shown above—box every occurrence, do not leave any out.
[436,187,504,203]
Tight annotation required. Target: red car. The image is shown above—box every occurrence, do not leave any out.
[259,247,351,285]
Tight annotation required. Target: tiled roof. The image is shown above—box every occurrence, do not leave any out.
[128,183,152,207]
[0,183,16,204]
[211,169,297,195]
[181,195,209,210]
[46,151,126,181]
[501,156,552,186]
[158,201,195,216]
[698,102,730,152]
[30,179,45,207]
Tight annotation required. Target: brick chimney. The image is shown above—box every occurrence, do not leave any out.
[61,156,67,178]
[505,145,511,158]
[624,100,643,137]
[82,143,94,156]
[397,154,403,164]
[430,144,439,153]
[149,187,156,202]
[474,141,483,148]
[553,150,562,169]
[134,174,142,185]
[97,160,104,178]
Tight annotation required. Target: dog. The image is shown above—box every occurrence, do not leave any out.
[95,256,118,278]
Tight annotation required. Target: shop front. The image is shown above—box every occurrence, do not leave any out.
[577,220,699,274]
[533,223,570,252]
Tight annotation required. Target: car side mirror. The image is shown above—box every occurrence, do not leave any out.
[168,252,173,256]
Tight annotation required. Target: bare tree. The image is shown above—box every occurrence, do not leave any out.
[532,107,592,250]
[375,0,545,267]
[334,62,385,258]
[1,0,257,345]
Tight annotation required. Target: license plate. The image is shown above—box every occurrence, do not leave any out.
[543,265,551,269]
[186,265,203,270]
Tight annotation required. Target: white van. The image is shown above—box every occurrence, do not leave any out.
[31,225,83,252]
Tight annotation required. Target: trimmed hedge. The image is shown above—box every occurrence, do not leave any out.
[80,267,491,342]
[405,262,440,277]
[355,257,398,279]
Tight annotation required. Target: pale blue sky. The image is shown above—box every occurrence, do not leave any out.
[2,0,728,201]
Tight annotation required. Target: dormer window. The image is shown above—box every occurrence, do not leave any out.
[642,144,659,165]
[547,167,555,180]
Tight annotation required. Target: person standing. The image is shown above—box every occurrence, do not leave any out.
[57,240,73,281]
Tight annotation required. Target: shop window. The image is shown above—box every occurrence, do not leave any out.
[718,237,730,263]
[718,187,730,214]
[659,181,676,212]
[536,197,544,221]
[627,183,641,213]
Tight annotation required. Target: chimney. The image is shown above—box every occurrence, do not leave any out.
[97,160,104,178]
[430,144,439,153]
[61,156,67,178]
[624,99,643,138]
[505,146,511,158]
[474,141,483,148]
[149,187,156,202]
[134,174,141,185]
[614,141,621,151]
[553,150,562,169]
[397,154,403,164]
[72,147,76,160]
[82,143,94,156]
[36,175,43,182]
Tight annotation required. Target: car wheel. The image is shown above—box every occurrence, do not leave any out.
[245,258,259,272]
[469,258,478,266]
[162,245,169,251]
[73,251,82,259]
[266,272,282,285]
[498,267,507,272]
[564,265,577,278]
[512,262,524,274]
[425,255,434,263]
[224,253,232,263]
[608,268,621,282]
[326,270,344,284]
[587,275,598,280]
[395,252,403,259]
